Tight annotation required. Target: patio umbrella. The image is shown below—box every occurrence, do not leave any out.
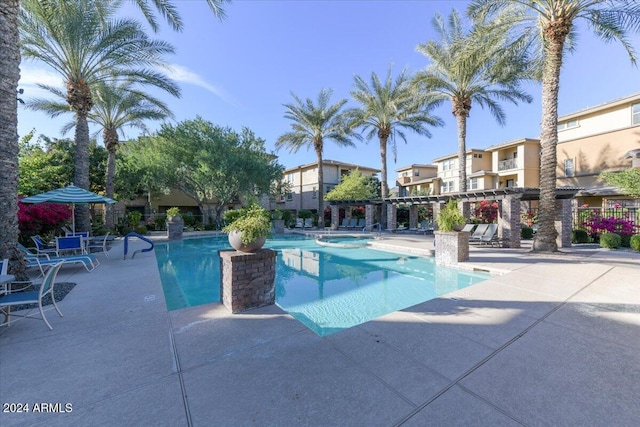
[21,185,116,233]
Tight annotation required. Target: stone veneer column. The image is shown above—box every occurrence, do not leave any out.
[498,197,521,248]
[387,204,397,231]
[435,231,470,266]
[554,199,573,248]
[409,205,418,229]
[365,204,374,231]
[330,205,339,230]
[219,249,277,313]
[432,203,441,231]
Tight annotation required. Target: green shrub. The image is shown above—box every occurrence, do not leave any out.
[154,216,166,230]
[134,225,148,235]
[224,209,243,225]
[281,210,293,224]
[297,209,312,220]
[128,210,142,225]
[630,235,640,252]
[436,200,466,232]
[521,226,534,239]
[599,232,621,249]
[204,223,217,231]
[183,212,196,227]
[166,207,180,219]
[620,234,631,248]
[571,229,590,244]
[223,204,272,244]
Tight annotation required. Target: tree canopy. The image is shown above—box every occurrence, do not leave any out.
[325,169,379,201]
[601,169,640,199]
[119,117,284,224]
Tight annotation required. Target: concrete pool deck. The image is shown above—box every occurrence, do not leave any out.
[1,233,639,426]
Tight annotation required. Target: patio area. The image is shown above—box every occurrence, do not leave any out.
[1,234,639,426]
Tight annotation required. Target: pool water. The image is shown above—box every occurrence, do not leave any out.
[155,235,489,336]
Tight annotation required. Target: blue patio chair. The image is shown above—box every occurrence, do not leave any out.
[346,218,358,229]
[0,261,64,330]
[18,244,98,276]
[356,218,365,229]
[31,235,58,256]
[338,218,350,229]
[56,236,86,256]
[304,218,313,229]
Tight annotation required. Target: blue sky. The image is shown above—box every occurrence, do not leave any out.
[17,0,640,187]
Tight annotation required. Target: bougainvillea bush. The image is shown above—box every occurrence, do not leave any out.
[18,199,71,245]
[582,214,637,239]
[474,200,498,223]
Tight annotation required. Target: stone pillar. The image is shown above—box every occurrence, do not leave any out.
[460,201,471,221]
[365,204,374,231]
[219,249,277,313]
[498,197,521,248]
[409,205,418,229]
[435,231,470,266]
[166,217,184,240]
[554,199,573,248]
[387,204,397,231]
[330,205,339,230]
[432,203,441,231]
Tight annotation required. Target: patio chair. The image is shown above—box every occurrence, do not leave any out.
[18,243,98,276]
[338,218,350,229]
[294,218,304,229]
[0,261,64,330]
[31,236,58,257]
[304,218,314,229]
[86,232,111,258]
[477,224,500,246]
[356,218,365,229]
[469,224,490,242]
[419,221,434,234]
[460,224,476,233]
[65,231,89,238]
[346,218,358,229]
[56,236,87,256]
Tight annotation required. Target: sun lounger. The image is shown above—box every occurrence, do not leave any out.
[355,219,365,229]
[346,218,357,229]
[18,243,98,276]
[460,224,476,233]
[304,218,313,228]
[469,223,489,241]
[338,218,350,229]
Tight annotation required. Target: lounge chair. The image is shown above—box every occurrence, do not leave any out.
[469,224,490,242]
[346,218,357,229]
[304,218,314,229]
[419,221,434,234]
[86,232,111,258]
[477,224,500,246]
[355,218,365,229]
[0,261,64,330]
[338,218,350,229]
[294,218,304,229]
[56,235,87,256]
[18,243,98,275]
[30,236,58,256]
[460,224,476,233]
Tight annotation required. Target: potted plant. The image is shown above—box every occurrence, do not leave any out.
[434,200,469,266]
[223,204,272,252]
[166,207,184,240]
[436,200,466,232]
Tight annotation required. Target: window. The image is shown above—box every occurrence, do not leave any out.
[442,159,455,171]
[286,192,293,201]
[312,186,317,199]
[564,158,575,177]
[402,171,408,177]
[473,153,483,158]
[286,174,294,184]
[413,169,420,177]
[557,119,578,131]
[506,179,515,188]
[440,181,455,193]
[633,103,640,125]
[468,177,478,190]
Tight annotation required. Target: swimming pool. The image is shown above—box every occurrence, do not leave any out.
[155,235,489,336]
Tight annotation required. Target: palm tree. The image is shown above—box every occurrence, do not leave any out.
[128,0,231,32]
[0,0,22,269]
[348,66,442,204]
[415,9,533,193]
[28,81,174,230]
[20,0,180,232]
[276,89,355,217]
[469,0,640,252]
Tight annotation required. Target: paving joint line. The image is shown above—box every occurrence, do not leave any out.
[394,265,615,426]
[167,313,193,427]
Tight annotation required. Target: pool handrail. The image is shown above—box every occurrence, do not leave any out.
[123,232,155,260]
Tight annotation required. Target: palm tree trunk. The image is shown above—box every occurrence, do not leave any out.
[74,112,91,232]
[533,33,565,252]
[0,1,24,274]
[104,128,118,230]
[315,139,324,219]
[379,136,389,198]
[456,113,468,193]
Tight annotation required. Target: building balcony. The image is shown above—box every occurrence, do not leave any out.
[498,158,518,171]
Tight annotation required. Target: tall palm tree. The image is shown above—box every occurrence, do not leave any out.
[20,0,180,232]
[348,66,442,202]
[276,89,356,217]
[0,0,22,269]
[469,0,640,252]
[28,80,174,229]
[415,9,533,193]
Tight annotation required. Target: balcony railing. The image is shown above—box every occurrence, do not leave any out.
[498,158,518,171]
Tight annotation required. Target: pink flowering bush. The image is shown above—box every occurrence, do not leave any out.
[582,214,637,238]
[18,199,71,244]
[474,200,498,223]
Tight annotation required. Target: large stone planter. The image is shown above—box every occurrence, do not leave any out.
[228,230,266,253]
[435,231,470,266]
[166,217,184,240]
[272,219,285,234]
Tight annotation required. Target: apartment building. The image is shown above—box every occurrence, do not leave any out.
[278,160,380,213]
[556,92,640,207]
[395,164,438,196]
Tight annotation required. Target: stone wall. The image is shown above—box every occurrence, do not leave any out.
[434,231,470,266]
[219,249,277,313]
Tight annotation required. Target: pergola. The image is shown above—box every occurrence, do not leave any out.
[327,187,582,248]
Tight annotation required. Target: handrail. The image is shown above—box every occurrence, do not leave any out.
[367,222,382,237]
[123,232,155,260]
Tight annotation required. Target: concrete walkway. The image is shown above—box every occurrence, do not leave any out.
[1,234,639,426]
